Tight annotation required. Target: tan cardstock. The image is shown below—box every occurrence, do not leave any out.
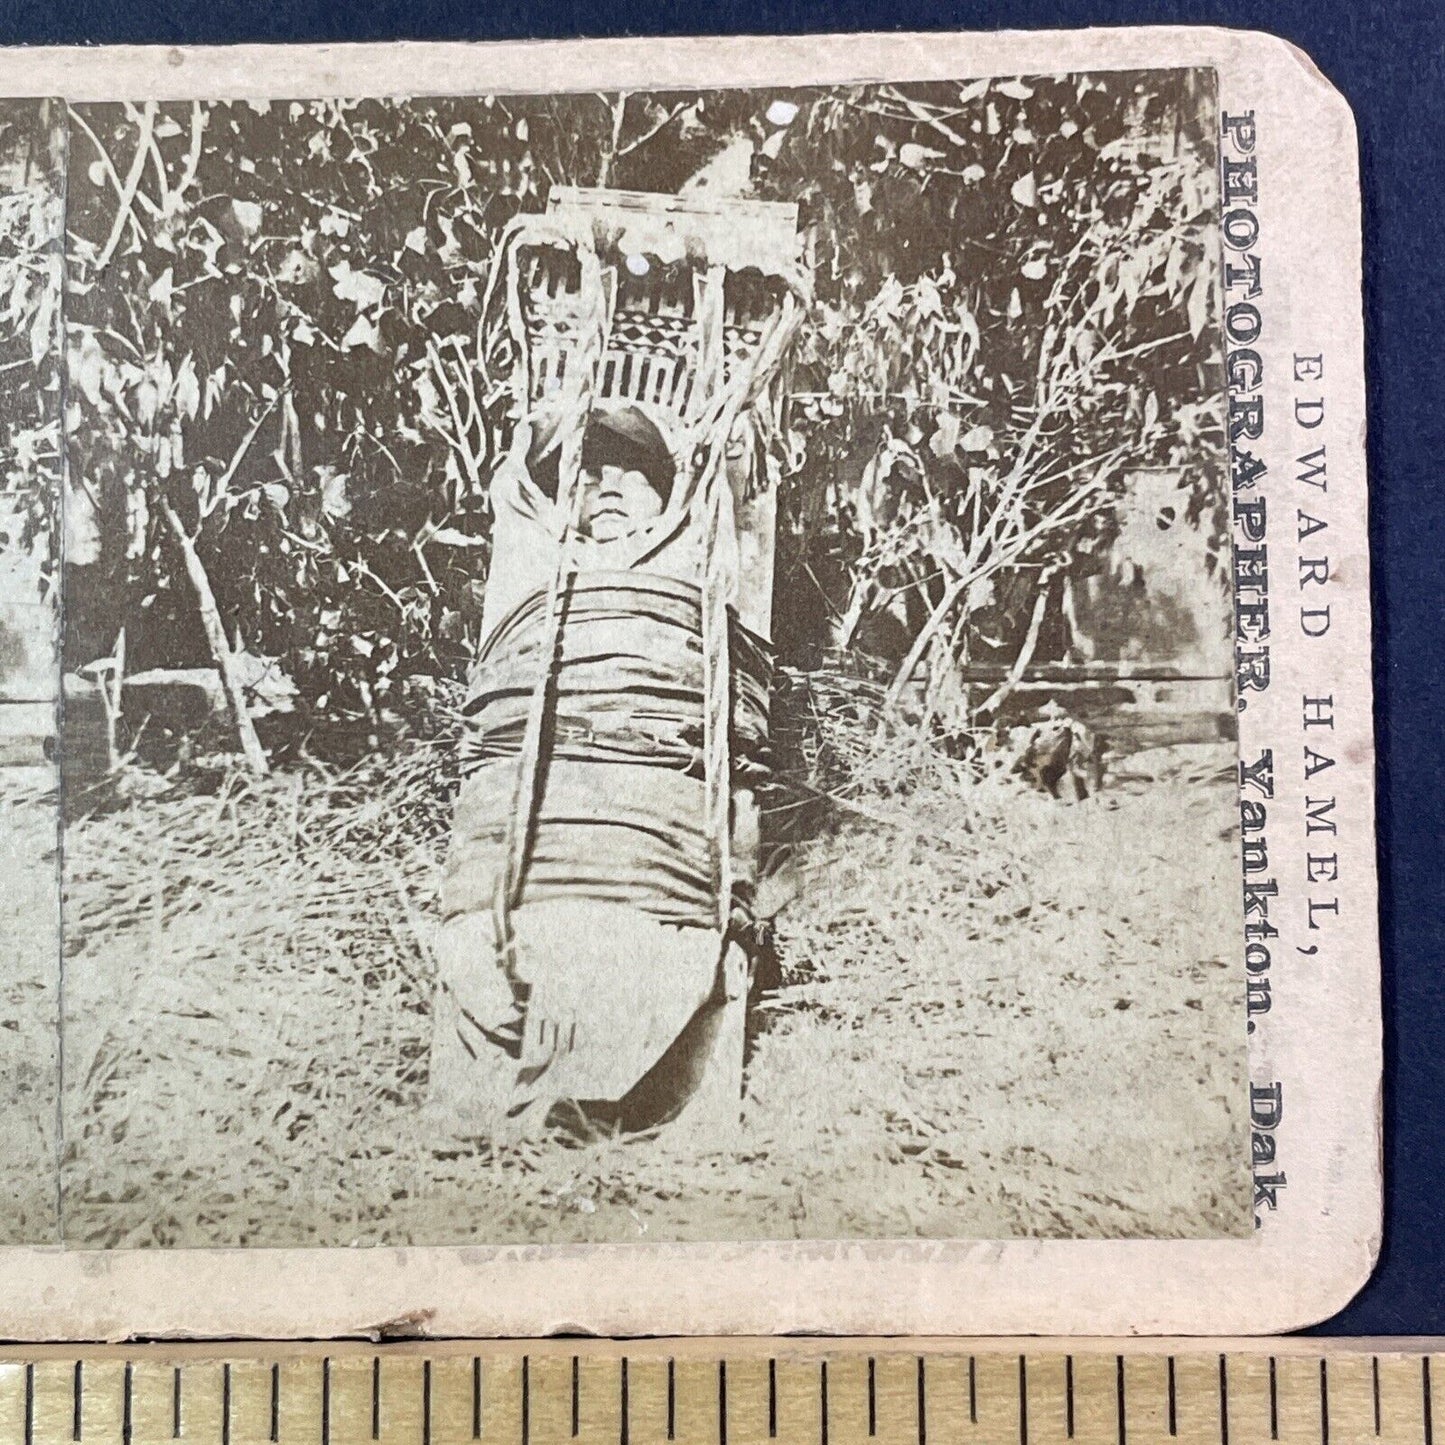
[0,25,1377,1337]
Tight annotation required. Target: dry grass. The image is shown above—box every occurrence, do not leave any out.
[0,766,60,1244]
[53,697,1251,1248]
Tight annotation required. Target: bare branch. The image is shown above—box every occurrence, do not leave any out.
[66,106,159,263]
[976,578,1053,717]
[158,495,269,774]
[616,101,692,160]
[595,92,628,187]
[878,85,970,151]
[173,102,207,203]
[200,393,282,522]
[95,102,159,271]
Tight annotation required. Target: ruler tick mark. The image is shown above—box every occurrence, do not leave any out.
[619,1359,629,1445]
[174,1366,183,1440]
[1019,1357,1029,1445]
[473,1358,483,1440]
[269,1363,279,1445]
[1065,1356,1075,1439]
[1268,1357,1278,1440]
[968,1358,977,1426]
[522,1358,530,1445]
[423,1360,432,1445]
[1371,1356,1381,1436]
[371,1357,381,1441]
[72,1360,82,1441]
[719,1361,727,1445]
[916,1357,925,1445]
[222,1364,232,1445]
[1115,1356,1126,1445]
[24,1364,33,1445]
[1166,1357,1177,1439]
[867,1359,876,1438]
[666,1360,674,1442]
[122,1364,133,1445]
[1424,1358,1434,1445]
[1319,1359,1329,1445]
[572,1358,579,1439]
[820,1361,828,1445]
[322,1359,331,1445]
[768,1360,776,1439]
[1218,1355,1229,1445]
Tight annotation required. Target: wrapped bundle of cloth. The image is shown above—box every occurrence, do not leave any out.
[448,573,772,927]
[430,404,776,1137]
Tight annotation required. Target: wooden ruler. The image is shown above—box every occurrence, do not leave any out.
[0,1341,1438,1445]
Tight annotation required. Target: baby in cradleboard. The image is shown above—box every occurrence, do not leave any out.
[425,398,769,1146]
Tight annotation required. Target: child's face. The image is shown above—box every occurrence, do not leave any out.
[577,464,664,541]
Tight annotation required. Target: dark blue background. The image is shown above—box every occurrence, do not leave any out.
[4,0,1440,1336]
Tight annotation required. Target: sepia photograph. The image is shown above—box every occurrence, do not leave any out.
[1,65,1252,1250]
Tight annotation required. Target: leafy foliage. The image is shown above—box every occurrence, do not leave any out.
[60,72,1223,760]
[756,74,1225,691]
[0,100,65,570]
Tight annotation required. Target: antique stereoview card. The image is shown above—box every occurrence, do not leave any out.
[0,26,1378,1337]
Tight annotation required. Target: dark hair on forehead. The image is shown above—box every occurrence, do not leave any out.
[581,406,676,503]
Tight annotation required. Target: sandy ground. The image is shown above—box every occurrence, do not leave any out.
[0,767,60,1244]
[43,737,1252,1249]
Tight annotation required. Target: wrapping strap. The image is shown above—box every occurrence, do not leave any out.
[459,575,772,778]
[492,244,611,967]
[445,579,774,933]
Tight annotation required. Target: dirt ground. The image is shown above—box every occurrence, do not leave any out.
[41,732,1252,1249]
